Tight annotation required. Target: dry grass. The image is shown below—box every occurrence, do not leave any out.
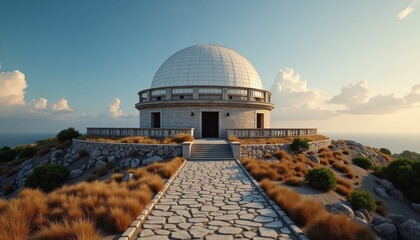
[375,200,388,216]
[332,162,355,179]
[228,134,328,144]
[85,133,194,145]
[260,180,374,240]
[306,213,375,240]
[285,177,304,186]
[0,157,184,238]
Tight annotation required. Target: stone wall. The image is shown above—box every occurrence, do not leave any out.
[72,139,182,160]
[240,139,332,158]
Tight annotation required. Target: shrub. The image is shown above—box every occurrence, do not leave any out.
[0,146,18,162]
[347,189,376,211]
[79,149,88,157]
[57,128,81,143]
[352,157,373,170]
[2,183,15,196]
[16,146,37,159]
[35,147,50,157]
[380,148,391,155]
[375,200,387,216]
[97,167,107,177]
[305,168,336,191]
[290,138,310,153]
[25,164,69,192]
[382,158,420,201]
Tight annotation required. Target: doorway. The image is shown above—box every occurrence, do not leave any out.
[151,112,161,128]
[202,112,219,138]
[257,113,264,129]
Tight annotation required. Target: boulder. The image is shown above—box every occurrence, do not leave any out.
[307,155,320,164]
[411,203,420,214]
[387,214,406,226]
[372,215,393,225]
[20,159,33,169]
[108,156,116,165]
[95,160,107,169]
[96,156,107,162]
[375,187,389,199]
[51,150,65,159]
[360,209,371,221]
[50,158,57,164]
[64,154,71,160]
[355,211,367,221]
[398,219,420,240]
[122,173,135,182]
[81,164,86,170]
[143,156,163,165]
[333,203,354,218]
[373,223,398,240]
[354,217,368,225]
[130,158,140,168]
[69,169,83,179]
[389,189,404,201]
[377,179,395,191]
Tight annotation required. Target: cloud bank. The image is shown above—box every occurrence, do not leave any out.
[398,1,416,20]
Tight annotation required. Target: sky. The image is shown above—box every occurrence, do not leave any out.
[0,0,419,134]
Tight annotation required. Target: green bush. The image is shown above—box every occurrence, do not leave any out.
[347,189,376,212]
[57,128,81,143]
[16,145,37,159]
[291,138,310,153]
[0,146,18,162]
[382,158,420,201]
[352,157,374,170]
[25,164,69,192]
[380,148,391,155]
[305,168,336,191]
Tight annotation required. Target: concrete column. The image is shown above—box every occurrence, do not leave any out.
[230,142,241,159]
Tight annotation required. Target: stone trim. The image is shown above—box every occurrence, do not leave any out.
[235,159,309,240]
[118,159,187,240]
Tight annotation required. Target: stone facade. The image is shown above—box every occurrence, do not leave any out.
[72,139,182,160]
[240,139,332,158]
[140,106,270,139]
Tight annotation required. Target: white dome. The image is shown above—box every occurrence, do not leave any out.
[151,44,263,89]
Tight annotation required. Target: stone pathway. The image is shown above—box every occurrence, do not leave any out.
[136,160,297,240]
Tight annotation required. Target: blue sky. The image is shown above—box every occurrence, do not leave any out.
[0,1,419,133]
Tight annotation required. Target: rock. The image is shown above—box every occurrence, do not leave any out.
[122,173,134,181]
[108,156,116,165]
[146,152,154,158]
[130,158,140,168]
[22,169,33,178]
[173,148,182,156]
[69,169,83,179]
[355,211,367,221]
[387,214,406,226]
[143,156,163,165]
[81,164,86,170]
[307,154,320,164]
[95,160,107,169]
[373,223,398,240]
[333,202,354,218]
[354,217,368,225]
[64,154,71,160]
[124,160,131,168]
[411,203,420,214]
[398,219,420,240]
[375,187,389,199]
[96,156,107,162]
[50,158,57,164]
[88,159,95,166]
[372,215,393,225]
[51,150,65,158]
[20,159,33,169]
[389,189,404,201]
[377,179,395,191]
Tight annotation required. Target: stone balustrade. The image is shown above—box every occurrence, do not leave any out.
[226,128,317,138]
[86,127,194,137]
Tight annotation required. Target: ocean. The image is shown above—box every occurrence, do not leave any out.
[0,132,419,154]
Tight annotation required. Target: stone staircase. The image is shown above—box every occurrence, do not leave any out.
[189,143,234,160]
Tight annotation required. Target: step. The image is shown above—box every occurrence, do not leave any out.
[188,158,236,161]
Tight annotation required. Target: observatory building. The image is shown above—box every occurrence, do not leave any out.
[135,44,275,138]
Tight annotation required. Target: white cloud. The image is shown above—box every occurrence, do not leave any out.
[52,98,74,112]
[32,97,48,110]
[398,2,415,20]
[108,98,125,118]
[270,68,334,120]
[329,82,420,114]
[0,70,27,106]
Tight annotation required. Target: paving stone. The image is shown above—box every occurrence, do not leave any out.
[171,230,191,239]
[209,220,232,227]
[257,227,278,238]
[217,226,243,235]
[265,220,283,228]
[189,227,214,238]
[254,216,274,223]
[168,216,185,224]
[139,229,155,237]
[235,220,263,227]
[139,236,169,240]
[201,206,220,212]
[205,234,234,240]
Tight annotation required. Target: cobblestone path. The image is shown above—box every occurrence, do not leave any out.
[136,160,297,240]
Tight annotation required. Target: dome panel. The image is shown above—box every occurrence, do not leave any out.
[151,44,263,89]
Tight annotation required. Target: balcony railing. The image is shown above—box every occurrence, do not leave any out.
[226,128,317,138]
[86,128,194,137]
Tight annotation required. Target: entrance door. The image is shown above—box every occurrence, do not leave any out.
[257,113,264,128]
[202,112,219,138]
[151,112,161,128]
